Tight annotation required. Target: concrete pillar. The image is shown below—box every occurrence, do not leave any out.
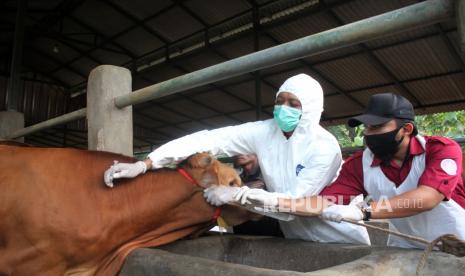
[0,111,25,142]
[87,65,133,156]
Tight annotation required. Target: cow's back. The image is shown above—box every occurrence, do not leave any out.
[0,145,135,217]
[0,145,217,275]
[0,145,131,273]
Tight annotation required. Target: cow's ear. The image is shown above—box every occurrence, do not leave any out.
[188,152,213,169]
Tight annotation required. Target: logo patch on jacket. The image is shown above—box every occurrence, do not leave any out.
[296,164,305,176]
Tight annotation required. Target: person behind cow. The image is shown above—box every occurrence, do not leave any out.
[234,154,265,189]
[232,154,283,236]
[233,92,465,248]
[104,73,370,245]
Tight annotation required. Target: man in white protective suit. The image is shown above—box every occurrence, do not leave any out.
[103,73,370,245]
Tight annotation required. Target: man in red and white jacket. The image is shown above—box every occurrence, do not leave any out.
[232,92,465,248]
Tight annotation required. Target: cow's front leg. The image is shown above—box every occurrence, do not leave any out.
[219,204,263,227]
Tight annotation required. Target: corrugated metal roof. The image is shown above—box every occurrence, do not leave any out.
[146,7,204,41]
[184,0,251,25]
[268,11,336,43]
[114,28,164,57]
[405,73,465,104]
[333,0,418,24]
[201,115,242,128]
[373,35,462,81]
[1,0,464,148]
[116,0,172,19]
[139,105,190,124]
[194,90,252,113]
[314,53,391,90]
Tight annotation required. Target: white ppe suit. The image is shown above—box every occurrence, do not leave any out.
[148,74,370,244]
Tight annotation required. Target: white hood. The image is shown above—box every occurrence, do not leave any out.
[276,73,323,138]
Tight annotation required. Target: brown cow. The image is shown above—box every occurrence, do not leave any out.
[0,143,255,275]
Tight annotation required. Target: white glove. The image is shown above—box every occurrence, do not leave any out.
[104,160,147,187]
[321,194,364,222]
[234,188,280,209]
[203,186,250,206]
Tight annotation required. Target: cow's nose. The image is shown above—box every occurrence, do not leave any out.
[228,177,241,187]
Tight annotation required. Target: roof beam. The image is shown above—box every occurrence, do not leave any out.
[67,0,345,91]
[27,45,87,79]
[48,4,178,75]
[33,0,86,31]
[175,2,274,118]
[24,15,105,79]
[12,0,87,60]
[435,23,465,99]
[101,0,170,44]
[46,14,137,76]
[42,32,128,55]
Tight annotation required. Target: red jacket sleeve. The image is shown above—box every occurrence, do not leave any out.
[320,151,367,205]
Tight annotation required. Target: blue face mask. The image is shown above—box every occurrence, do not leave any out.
[273,105,302,132]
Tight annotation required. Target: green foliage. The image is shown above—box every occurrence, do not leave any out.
[326,110,465,148]
[415,111,465,137]
[326,124,364,148]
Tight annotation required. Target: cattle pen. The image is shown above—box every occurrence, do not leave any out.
[1,0,465,275]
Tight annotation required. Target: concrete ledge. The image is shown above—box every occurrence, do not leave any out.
[120,248,300,276]
[157,235,372,272]
[120,235,465,275]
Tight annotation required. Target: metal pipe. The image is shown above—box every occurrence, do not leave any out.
[6,108,87,139]
[115,0,454,108]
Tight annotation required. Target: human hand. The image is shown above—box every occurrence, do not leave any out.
[234,188,279,209]
[104,160,147,187]
[203,186,250,206]
[321,194,364,222]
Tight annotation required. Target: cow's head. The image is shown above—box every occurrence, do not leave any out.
[183,153,242,188]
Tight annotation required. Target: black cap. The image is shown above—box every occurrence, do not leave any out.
[348,93,415,127]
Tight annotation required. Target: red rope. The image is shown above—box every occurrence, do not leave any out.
[177,167,221,222]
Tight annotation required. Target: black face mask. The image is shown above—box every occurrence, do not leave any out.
[364,126,404,164]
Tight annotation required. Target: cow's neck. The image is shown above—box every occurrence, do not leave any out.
[99,169,216,247]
